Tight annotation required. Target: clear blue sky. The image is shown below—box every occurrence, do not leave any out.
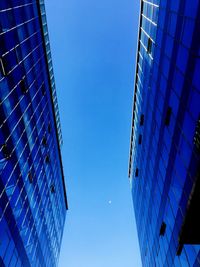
[45,0,142,266]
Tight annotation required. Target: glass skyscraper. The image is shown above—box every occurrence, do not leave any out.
[0,1,67,266]
[129,0,200,266]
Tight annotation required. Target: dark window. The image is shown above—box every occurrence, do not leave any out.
[15,46,23,63]
[194,117,200,152]
[176,244,183,256]
[28,171,33,183]
[42,136,47,146]
[42,83,46,96]
[140,114,144,126]
[45,154,50,164]
[50,184,55,193]
[135,168,139,177]
[0,57,7,76]
[1,144,11,159]
[48,123,51,133]
[147,38,152,54]
[20,79,28,94]
[178,169,200,246]
[138,134,142,145]
[0,52,17,76]
[165,107,172,126]
[159,222,167,236]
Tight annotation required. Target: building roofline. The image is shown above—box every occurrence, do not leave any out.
[128,0,143,178]
[37,0,68,209]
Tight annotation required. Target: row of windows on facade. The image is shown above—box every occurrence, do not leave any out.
[134,107,200,177]
[0,191,59,267]
[128,36,153,176]
[0,55,56,195]
[0,8,62,147]
[0,158,59,263]
[132,71,199,188]
[133,106,200,255]
[0,44,44,79]
[0,3,37,31]
[0,22,61,156]
[139,8,198,81]
[128,11,155,159]
[0,5,62,142]
[139,34,153,56]
[0,132,56,195]
[136,54,199,157]
[134,174,200,258]
[128,35,153,162]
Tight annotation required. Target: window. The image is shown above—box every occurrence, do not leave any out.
[140,114,144,126]
[165,107,172,126]
[135,168,139,177]
[41,83,46,96]
[28,171,33,183]
[176,244,183,256]
[138,134,142,145]
[20,78,28,94]
[42,136,47,146]
[193,117,200,152]
[1,144,11,159]
[0,57,7,76]
[159,221,166,236]
[178,167,200,250]
[48,123,51,133]
[147,38,152,54]
[45,154,50,164]
[15,46,23,63]
[50,184,55,193]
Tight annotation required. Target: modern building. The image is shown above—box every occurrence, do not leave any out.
[0,1,68,266]
[128,0,200,266]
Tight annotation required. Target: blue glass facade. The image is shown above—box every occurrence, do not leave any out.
[0,1,67,266]
[129,0,200,266]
